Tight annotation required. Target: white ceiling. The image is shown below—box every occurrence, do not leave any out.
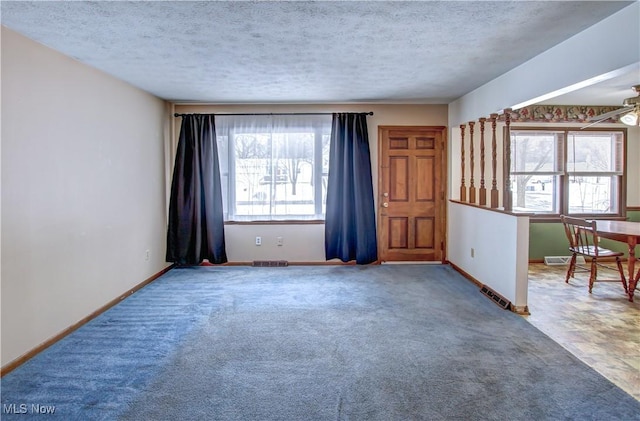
[1,1,637,105]
[537,64,640,106]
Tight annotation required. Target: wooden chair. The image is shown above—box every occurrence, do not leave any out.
[560,215,627,294]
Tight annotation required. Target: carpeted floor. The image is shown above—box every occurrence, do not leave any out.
[2,265,639,420]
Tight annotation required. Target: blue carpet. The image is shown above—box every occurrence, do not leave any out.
[1,266,225,420]
[2,265,639,420]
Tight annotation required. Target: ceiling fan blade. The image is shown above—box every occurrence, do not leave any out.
[586,106,633,122]
[580,119,607,129]
[581,106,634,130]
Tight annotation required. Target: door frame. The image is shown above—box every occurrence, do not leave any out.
[377,125,448,263]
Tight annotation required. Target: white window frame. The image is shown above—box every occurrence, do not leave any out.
[510,130,564,214]
[216,115,332,222]
[565,130,625,216]
[509,127,626,219]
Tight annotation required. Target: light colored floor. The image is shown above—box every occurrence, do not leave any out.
[524,263,639,401]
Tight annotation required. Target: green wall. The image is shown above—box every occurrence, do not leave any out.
[529,210,640,260]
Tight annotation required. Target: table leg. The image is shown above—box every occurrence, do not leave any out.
[628,238,637,302]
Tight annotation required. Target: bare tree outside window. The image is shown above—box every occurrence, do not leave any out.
[513,137,552,208]
[510,132,560,213]
[274,133,314,196]
[234,134,269,205]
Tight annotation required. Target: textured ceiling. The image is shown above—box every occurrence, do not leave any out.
[0,1,636,104]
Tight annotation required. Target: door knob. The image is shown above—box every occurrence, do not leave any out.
[382,202,389,208]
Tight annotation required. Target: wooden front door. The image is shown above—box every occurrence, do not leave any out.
[378,126,446,262]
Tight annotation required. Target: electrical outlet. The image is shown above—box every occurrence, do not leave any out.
[471,248,475,258]
[277,236,283,246]
[145,249,150,261]
[255,236,262,246]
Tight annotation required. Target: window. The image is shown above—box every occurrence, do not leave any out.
[510,131,564,214]
[215,115,332,221]
[566,131,624,214]
[509,128,625,218]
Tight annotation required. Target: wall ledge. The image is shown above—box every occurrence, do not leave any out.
[448,199,534,217]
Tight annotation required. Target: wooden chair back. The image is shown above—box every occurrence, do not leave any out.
[560,215,600,257]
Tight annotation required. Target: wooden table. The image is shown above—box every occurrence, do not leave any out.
[595,220,640,302]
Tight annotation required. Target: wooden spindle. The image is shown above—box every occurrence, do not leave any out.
[468,121,476,204]
[503,109,513,211]
[479,117,487,206]
[490,113,499,208]
[460,124,466,202]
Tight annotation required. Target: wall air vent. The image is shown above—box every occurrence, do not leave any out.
[480,285,511,310]
[544,256,585,266]
[252,260,289,267]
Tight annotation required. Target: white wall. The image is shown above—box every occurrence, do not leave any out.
[1,27,169,366]
[173,103,448,262]
[448,202,529,311]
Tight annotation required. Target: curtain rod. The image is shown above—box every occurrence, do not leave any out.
[173,112,374,117]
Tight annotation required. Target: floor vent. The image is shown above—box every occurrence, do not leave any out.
[544,256,585,266]
[252,260,289,267]
[480,285,511,310]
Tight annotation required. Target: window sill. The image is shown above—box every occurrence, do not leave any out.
[225,220,325,225]
[528,215,627,223]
